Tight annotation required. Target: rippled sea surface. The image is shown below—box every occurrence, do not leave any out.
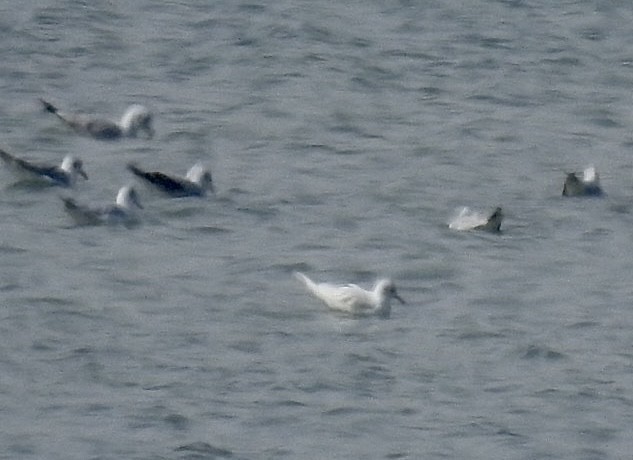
[2,1,633,459]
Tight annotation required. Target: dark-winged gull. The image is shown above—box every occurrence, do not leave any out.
[0,148,88,187]
[127,162,214,197]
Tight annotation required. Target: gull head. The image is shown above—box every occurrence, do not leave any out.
[117,185,143,209]
[61,155,88,180]
[376,279,405,304]
[583,166,599,184]
[120,105,154,139]
[187,163,214,193]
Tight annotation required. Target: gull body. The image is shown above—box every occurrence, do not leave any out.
[562,166,604,197]
[127,162,214,197]
[40,99,154,140]
[0,148,88,187]
[62,186,143,226]
[294,272,405,318]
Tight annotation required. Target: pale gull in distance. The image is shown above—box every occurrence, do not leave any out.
[62,185,143,227]
[294,272,405,318]
[39,98,154,140]
[449,207,503,233]
[127,162,214,197]
[0,148,88,187]
[562,166,604,197]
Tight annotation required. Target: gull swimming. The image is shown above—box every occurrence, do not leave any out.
[40,98,154,140]
[0,148,88,187]
[294,272,405,318]
[449,207,503,233]
[127,162,214,197]
[62,185,143,226]
[562,166,604,197]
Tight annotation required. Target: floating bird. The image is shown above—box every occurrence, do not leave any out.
[294,272,405,318]
[127,162,214,197]
[0,148,88,187]
[62,185,143,226]
[562,166,604,197]
[449,206,503,233]
[39,98,154,140]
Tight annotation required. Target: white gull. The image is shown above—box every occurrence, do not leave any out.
[40,98,154,140]
[127,162,214,197]
[0,148,88,187]
[294,272,405,318]
[62,185,143,227]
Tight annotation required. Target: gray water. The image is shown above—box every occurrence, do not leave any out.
[1,1,633,458]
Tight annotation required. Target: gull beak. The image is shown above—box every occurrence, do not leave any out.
[394,292,406,304]
[80,169,89,180]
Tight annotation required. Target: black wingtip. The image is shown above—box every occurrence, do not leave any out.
[60,195,79,210]
[39,98,58,114]
[0,148,12,162]
[126,162,144,177]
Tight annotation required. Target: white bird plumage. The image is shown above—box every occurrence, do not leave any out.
[294,272,405,318]
[0,148,88,187]
[40,99,154,140]
[62,185,143,226]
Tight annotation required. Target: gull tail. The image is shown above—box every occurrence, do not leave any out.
[0,148,31,172]
[127,162,150,180]
[39,98,59,115]
[39,98,71,126]
[127,163,145,177]
[293,272,321,297]
[61,196,79,212]
[0,148,15,164]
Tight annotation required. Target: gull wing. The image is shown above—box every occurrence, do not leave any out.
[40,99,122,140]
[0,149,70,186]
[83,119,123,139]
[0,149,41,174]
[128,163,191,196]
[62,197,103,225]
[314,282,375,314]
